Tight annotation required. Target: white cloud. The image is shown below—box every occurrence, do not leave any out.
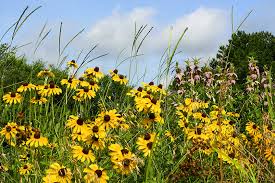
[87,7,229,61]
[87,7,156,54]
[159,7,229,58]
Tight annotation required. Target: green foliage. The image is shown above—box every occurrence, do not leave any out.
[210,31,275,83]
[0,43,68,92]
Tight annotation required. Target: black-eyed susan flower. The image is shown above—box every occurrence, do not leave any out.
[19,154,31,162]
[226,112,240,118]
[30,95,47,105]
[76,88,96,100]
[26,131,48,147]
[17,83,36,92]
[38,81,62,97]
[3,92,22,105]
[264,146,275,165]
[87,123,106,139]
[143,82,166,95]
[127,87,147,97]
[71,131,87,142]
[44,163,72,183]
[109,144,124,157]
[109,69,118,76]
[108,144,132,163]
[0,122,17,140]
[78,77,90,87]
[147,98,162,114]
[217,149,240,165]
[71,145,95,163]
[37,70,55,78]
[165,131,175,142]
[136,132,156,157]
[141,81,154,89]
[84,67,104,81]
[43,175,59,183]
[61,78,79,90]
[19,163,32,175]
[84,134,105,150]
[118,121,129,131]
[66,115,89,133]
[84,164,109,183]
[143,113,164,127]
[67,60,78,68]
[178,117,189,129]
[112,74,128,85]
[72,94,84,102]
[112,152,139,175]
[134,96,151,112]
[246,121,260,136]
[96,109,120,130]
[186,126,208,142]
[88,81,100,91]
[195,112,211,123]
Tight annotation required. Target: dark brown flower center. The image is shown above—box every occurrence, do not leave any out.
[34,132,41,139]
[95,169,102,177]
[89,81,96,86]
[94,67,99,72]
[252,125,257,129]
[44,86,49,89]
[92,136,99,141]
[121,149,129,155]
[68,78,73,83]
[58,168,66,177]
[79,77,84,81]
[144,133,151,140]
[113,69,118,74]
[71,60,76,63]
[6,126,11,132]
[229,121,235,125]
[119,75,124,79]
[10,92,16,97]
[36,95,41,100]
[123,159,131,167]
[151,99,157,105]
[104,115,111,122]
[158,84,163,89]
[137,87,143,92]
[149,113,155,120]
[23,165,28,169]
[92,126,99,133]
[196,128,202,135]
[147,142,153,149]
[229,152,235,159]
[82,148,89,154]
[49,81,55,88]
[149,81,154,85]
[77,118,84,125]
[202,113,207,118]
[22,83,28,86]
[84,88,89,92]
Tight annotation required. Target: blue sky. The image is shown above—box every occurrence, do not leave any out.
[1,0,275,83]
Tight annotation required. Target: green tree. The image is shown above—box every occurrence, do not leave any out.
[210,31,275,83]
